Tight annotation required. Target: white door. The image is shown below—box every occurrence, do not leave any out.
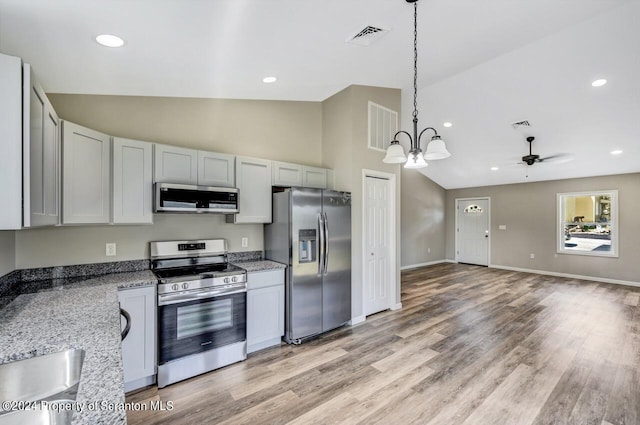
[364,175,393,315]
[153,144,198,184]
[456,198,490,266]
[198,150,235,187]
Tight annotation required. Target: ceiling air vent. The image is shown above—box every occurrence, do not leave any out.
[511,120,532,130]
[346,26,390,47]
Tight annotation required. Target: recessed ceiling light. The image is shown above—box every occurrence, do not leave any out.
[443,122,452,128]
[610,150,623,155]
[490,167,499,171]
[262,76,277,84]
[591,78,607,87]
[96,34,124,48]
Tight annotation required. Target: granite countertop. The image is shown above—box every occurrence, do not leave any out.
[232,260,287,273]
[0,270,156,425]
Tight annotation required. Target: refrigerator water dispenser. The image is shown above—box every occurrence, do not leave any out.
[298,229,317,263]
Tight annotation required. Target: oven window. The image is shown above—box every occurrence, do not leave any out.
[176,298,233,339]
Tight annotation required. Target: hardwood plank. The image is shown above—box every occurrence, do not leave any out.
[126,263,640,425]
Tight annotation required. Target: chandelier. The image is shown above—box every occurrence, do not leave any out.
[383,0,450,169]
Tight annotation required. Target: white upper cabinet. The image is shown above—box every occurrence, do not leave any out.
[0,54,61,230]
[153,144,198,185]
[62,121,111,224]
[112,138,153,224]
[302,166,328,189]
[198,150,235,187]
[272,161,303,187]
[0,53,22,229]
[231,156,272,223]
[24,65,60,228]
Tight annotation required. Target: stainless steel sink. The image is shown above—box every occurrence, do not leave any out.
[0,349,85,424]
[0,403,74,425]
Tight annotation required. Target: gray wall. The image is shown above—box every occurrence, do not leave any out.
[15,215,262,269]
[0,231,15,276]
[322,85,403,319]
[49,94,323,165]
[401,169,446,268]
[13,94,322,269]
[445,172,640,282]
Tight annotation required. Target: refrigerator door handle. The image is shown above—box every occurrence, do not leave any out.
[323,212,329,275]
[318,213,325,276]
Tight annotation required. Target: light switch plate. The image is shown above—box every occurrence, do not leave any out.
[499,225,507,230]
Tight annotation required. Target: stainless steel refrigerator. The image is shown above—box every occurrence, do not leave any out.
[265,187,351,344]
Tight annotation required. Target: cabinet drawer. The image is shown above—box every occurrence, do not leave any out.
[247,269,285,290]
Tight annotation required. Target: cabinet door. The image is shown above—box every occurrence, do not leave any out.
[302,166,328,189]
[272,161,303,187]
[62,121,111,224]
[23,64,60,227]
[233,156,272,223]
[153,144,197,184]
[119,285,156,389]
[198,150,235,187]
[113,138,153,224]
[0,53,22,230]
[247,284,284,353]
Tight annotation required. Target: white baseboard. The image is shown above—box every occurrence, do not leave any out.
[401,259,456,271]
[349,315,366,326]
[489,264,640,288]
[390,303,402,311]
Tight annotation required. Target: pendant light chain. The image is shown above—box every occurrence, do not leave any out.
[412,1,418,118]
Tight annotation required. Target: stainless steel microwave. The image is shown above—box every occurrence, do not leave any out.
[154,183,239,214]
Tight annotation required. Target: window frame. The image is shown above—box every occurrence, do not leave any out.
[556,190,618,258]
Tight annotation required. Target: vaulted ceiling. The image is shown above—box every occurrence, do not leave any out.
[1,0,637,188]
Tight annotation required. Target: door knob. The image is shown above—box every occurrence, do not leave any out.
[371,252,374,256]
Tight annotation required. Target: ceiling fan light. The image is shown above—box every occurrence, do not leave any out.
[404,150,428,169]
[423,136,451,160]
[383,140,407,164]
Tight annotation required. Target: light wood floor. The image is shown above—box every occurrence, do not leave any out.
[127,263,640,425]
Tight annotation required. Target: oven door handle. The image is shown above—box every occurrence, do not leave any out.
[158,286,246,306]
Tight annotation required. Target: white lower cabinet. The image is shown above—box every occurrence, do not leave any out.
[118,285,156,392]
[247,269,285,354]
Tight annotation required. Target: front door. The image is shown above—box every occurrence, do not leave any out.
[364,176,393,315]
[456,198,490,266]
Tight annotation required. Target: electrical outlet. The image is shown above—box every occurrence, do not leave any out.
[427,248,431,253]
[106,243,117,257]
[241,237,248,248]
[529,253,535,259]
[499,225,507,230]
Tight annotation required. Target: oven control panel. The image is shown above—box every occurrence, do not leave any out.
[157,272,247,295]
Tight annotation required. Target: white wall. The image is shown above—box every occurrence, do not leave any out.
[0,231,15,277]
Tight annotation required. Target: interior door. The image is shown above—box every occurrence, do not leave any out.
[457,198,490,266]
[364,176,392,316]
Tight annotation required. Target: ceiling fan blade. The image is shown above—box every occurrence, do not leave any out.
[537,153,573,163]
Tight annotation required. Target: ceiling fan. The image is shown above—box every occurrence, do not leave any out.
[520,136,565,165]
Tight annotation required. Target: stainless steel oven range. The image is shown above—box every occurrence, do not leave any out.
[150,239,247,388]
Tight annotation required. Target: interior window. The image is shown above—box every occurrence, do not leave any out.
[557,190,618,257]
